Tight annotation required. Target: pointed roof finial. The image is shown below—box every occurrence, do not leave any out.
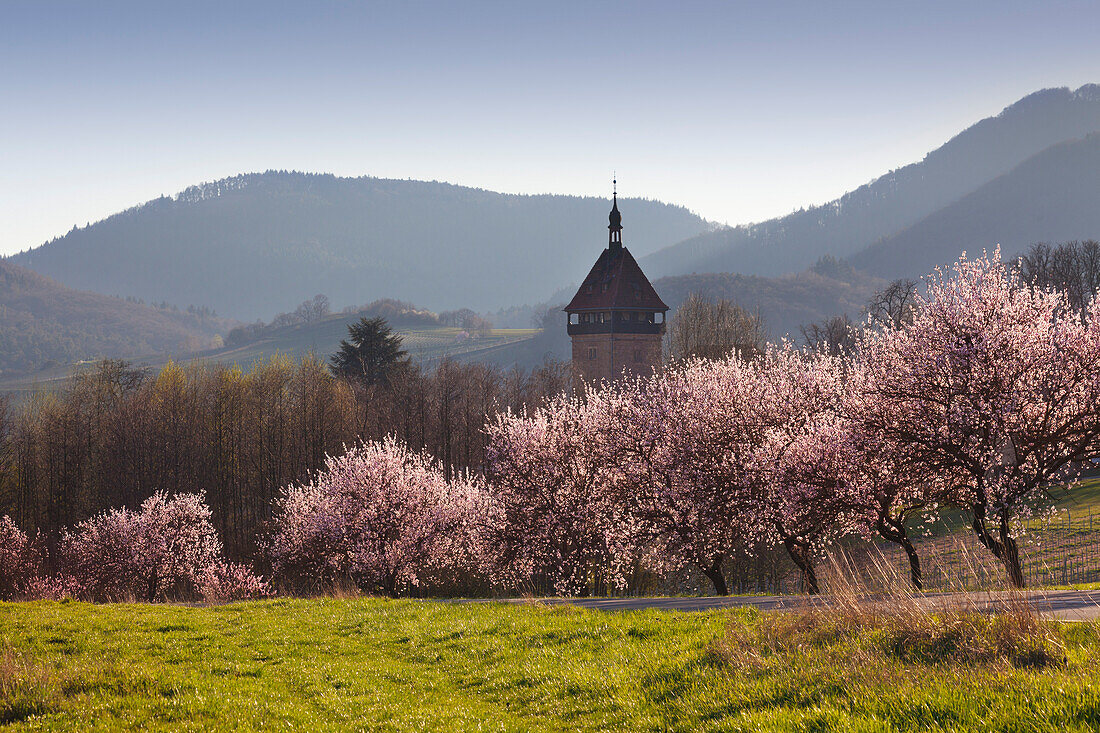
[608,173,623,246]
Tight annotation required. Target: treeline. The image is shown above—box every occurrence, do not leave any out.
[0,355,568,559]
[225,297,493,348]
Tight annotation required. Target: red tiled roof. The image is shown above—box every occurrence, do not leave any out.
[564,246,669,312]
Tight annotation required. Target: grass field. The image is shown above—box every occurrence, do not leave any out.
[3,598,1100,731]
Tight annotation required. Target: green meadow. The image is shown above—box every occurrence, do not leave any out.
[3,598,1100,731]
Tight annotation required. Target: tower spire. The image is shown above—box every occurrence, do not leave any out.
[608,175,622,249]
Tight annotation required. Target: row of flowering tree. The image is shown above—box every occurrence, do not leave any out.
[485,250,1100,594]
[2,250,1098,600]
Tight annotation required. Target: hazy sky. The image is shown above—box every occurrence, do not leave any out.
[2,0,1099,256]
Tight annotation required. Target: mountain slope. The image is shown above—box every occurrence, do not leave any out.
[0,260,222,374]
[651,260,886,339]
[849,133,1100,278]
[10,173,708,321]
[643,84,1100,279]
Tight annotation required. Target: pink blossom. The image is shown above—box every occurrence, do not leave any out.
[485,392,640,596]
[858,249,1100,586]
[0,516,42,599]
[268,437,487,597]
[57,491,263,602]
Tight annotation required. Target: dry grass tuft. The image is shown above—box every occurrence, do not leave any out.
[711,548,1067,673]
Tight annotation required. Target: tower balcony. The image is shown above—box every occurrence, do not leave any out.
[566,320,666,336]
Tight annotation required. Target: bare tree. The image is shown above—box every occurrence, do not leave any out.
[800,314,857,357]
[1016,240,1100,317]
[865,278,918,330]
[0,394,10,520]
[461,313,494,338]
[667,293,767,362]
[294,294,331,323]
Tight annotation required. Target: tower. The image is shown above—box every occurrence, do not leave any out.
[564,182,669,384]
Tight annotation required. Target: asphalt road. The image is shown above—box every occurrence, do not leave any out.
[504,590,1100,620]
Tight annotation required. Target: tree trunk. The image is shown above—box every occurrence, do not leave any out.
[702,557,729,596]
[784,540,819,595]
[147,569,160,603]
[971,509,1026,589]
[901,537,923,591]
[999,519,1025,589]
[877,519,923,590]
[381,572,400,598]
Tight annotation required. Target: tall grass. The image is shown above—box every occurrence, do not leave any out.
[712,546,1068,672]
[0,647,57,725]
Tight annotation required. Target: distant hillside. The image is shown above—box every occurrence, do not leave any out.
[10,173,708,321]
[0,308,545,397]
[652,259,886,339]
[643,84,1100,280]
[0,260,222,375]
[849,133,1100,278]
[189,299,540,370]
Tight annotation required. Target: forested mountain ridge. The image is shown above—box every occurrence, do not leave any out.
[9,172,709,321]
[651,258,886,340]
[642,84,1100,279]
[848,132,1100,278]
[655,127,1100,337]
[0,260,223,374]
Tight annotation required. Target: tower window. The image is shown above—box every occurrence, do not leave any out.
[588,347,597,360]
[634,349,644,363]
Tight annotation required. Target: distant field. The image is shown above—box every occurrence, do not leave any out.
[0,315,540,397]
[3,599,1100,731]
[195,321,539,370]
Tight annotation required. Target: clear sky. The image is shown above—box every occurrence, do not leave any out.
[2,0,1098,256]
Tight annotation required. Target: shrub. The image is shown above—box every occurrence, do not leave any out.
[197,561,272,603]
[269,438,488,597]
[0,517,42,600]
[58,491,265,602]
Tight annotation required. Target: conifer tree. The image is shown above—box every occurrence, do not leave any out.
[329,317,408,386]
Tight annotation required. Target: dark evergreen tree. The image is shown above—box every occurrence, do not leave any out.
[329,317,407,385]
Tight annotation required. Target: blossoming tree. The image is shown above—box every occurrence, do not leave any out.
[823,359,957,590]
[0,515,41,599]
[602,357,772,596]
[860,250,1100,586]
[60,491,267,601]
[747,347,858,594]
[485,392,639,596]
[269,437,486,597]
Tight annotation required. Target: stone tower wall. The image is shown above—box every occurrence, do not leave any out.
[570,331,664,385]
